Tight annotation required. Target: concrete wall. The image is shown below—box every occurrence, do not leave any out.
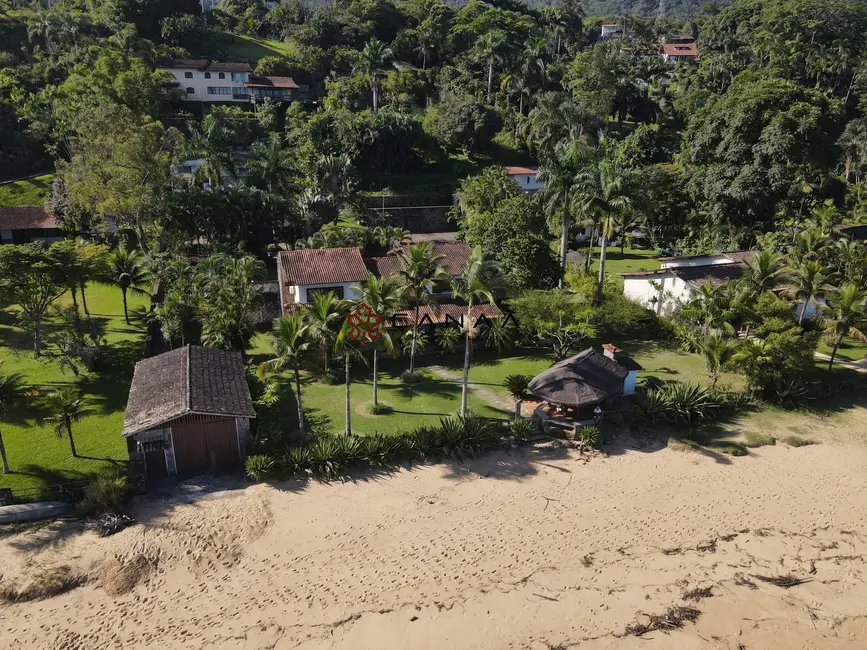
[509,173,544,192]
[289,282,363,304]
[623,273,693,316]
[160,68,250,102]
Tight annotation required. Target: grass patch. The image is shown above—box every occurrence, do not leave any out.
[365,402,394,415]
[742,431,775,448]
[818,336,867,363]
[0,173,54,207]
[0,565,87,603]
[0,283,147,491]
[711,441,749,457]
[781,435,816,448]
[215,32,294,59]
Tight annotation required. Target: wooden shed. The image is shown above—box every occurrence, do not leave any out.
[122,345,256,479]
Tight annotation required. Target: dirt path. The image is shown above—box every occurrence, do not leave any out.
[815,351,867,373]
[427,364,515,412]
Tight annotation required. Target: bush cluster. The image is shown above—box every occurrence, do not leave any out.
[246,414,504,481]
[76,472,131,517]
[632,381,750,428]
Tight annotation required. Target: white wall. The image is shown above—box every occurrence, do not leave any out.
[160,68,250,102]
[660,255,733,269]
[623,273,693,316]
[290,282,363,304]
[623,370,638,397]
[509,173,544,192]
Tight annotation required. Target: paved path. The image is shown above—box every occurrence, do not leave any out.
[428,365,515,413]
[815,352,867,373]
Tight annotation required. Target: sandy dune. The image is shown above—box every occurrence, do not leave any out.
[3,439,867,649]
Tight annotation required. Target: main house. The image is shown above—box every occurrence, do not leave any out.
[0,207,63,245]
[622,251,822,319]
[506,166,544,193]
[276,237,503,326]
[157,59,305,104]
[661,34,699,62]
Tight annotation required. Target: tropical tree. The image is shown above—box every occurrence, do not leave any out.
[360,275,402,408]
[821,283,867,370]
[398,243,449,376]
[0,365,27,474]
[43,387,92,458]
[258,312,312,438]
[839,118,867,183]
[356,38,393,112]
[105,248,150,324]
[248,132,296,194]
[473,30,507,103]
[679,282,737,335]
[334,322,367,437]
[699,334,735,386]
[307,290,348,374]
[451,247,510,416]
[743,251,785,294]
[785,260,830,324]
[186,114,236,187]
[503,373,531,420]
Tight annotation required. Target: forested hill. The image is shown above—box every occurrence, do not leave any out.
[580,0,732,15]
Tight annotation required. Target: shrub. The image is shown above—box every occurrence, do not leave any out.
[743,432,775,448]
[435,327,461,353]
[573,425,601,449]
[632,382,749,429]
[401,369,426,383]
[503,374,532,401]
[245,455,275,482]
[77,472,131,517]
[509,419,535,441]
[782,435,816,447]
[768,377,810,409]
[366,402,394,415]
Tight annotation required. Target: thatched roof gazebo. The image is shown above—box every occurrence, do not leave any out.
[528,349,629,413]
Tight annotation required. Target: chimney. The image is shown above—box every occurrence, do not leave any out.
[602,343,620,360]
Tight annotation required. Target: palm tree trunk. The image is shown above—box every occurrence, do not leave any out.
[122,287,129,324]
[487,58,494,103]
[797,297,809,324]
[0,429,9,474]
[344,354,352,436]
[372,349,379,406]
[66,422,77,457]
[294,366,305,438]
[596,229,609,304]
[372,80,378,112]
[519,93,523,115]
[828,334,843,371]
[80,282,90,316]
[558,212,571,288]
[409,304,420,373]
[460,305,472,417]
[70,286,82,335]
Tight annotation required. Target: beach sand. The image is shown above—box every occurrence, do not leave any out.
[2,438,867,649]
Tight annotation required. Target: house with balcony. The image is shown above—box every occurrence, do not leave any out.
[661,34,699,62]
[157,59,304,104]
[506,166,544,193]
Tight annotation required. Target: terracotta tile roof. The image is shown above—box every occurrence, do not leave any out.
[429,241,471,275]
[245,75,299,88]
[158,58,210,70]
[662,43,699,56]
[0,207,56,230]
[205,61,254,72]
[157,59,254,73]
[393,302,503,326]
[505,166,538,175]
[279,247,369,286]
[122,345,255,437]
[366,255,404,278]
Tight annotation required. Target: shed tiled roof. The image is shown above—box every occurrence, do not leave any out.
[245,75,299,88]
[205,61,254,72]
[663,42,699,56]
[528,349,628,408]
[505,166,538,175]
[673,264,745,288]
[158,59,254,73]
[279,247,369,286]
[122,345,255,437]
[0,207,57,231]
[428,241,471,275]
[366,255,404,278]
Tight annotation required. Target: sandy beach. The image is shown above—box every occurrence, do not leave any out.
[2,438,867,649]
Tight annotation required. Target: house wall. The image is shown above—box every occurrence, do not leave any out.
[160,68,250,102]
[236,418,250,460]
[660,255,733,269]
[623,273,692,316]
[509,173,544,192]
[134,427,177,476]
[291,281,363,304]
[623,371,638,397]
[797,296,826,320]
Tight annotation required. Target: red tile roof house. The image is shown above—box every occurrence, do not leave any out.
[276,241,503,327]
[0,207,63,245]
[505,166,544,193]
[156,59,305,103]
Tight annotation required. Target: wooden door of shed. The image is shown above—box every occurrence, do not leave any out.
[171,417,239,477]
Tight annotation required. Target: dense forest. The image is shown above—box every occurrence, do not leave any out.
[1,0,867,261]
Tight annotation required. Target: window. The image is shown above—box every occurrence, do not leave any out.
[307,286,344,301]
[204,72,211,79]
[526,176,531,184]
[208,87,233,95]
[218,72,225,79]
[231,72,246,82]
[185,87,195,95]
[184,71,193,79]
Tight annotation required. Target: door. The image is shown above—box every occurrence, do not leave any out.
[145,450,168,479]
[171,418,240,477]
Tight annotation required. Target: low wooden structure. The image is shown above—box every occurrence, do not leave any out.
[122,345,256,480]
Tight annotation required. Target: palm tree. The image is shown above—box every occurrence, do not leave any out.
[584,161,634,303]
[785,260,830,324]
[334,323,367,436]
[0,365,27,474]
[743,251,785,293]
[398,243,449,375]
[699,334,735,386]
[44,387,92,458]
[821,283,867,371]
[360,275,402,408]
[680,282,737,335]
[416,29,435,70]
[452,247,510,416]
[839,118,867,183]
[503,374,531,420]
[186,114,236,188]
[729,338,775,392]
[474,30,507,103]
[307,291,348,374]
[106,248,150,324]
[356,38,393,112]
[248,132,295,194]
[258,313,312,438]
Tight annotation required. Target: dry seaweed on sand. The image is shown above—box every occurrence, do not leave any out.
[624,605,701,636]
[682,586,713,601]
[753,573,810,588]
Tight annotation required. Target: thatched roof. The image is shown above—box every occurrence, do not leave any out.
[122,345,255,437]
[528,349,628,408]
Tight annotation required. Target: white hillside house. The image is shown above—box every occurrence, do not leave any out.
[506,166,543,193]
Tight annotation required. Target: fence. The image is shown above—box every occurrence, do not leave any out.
[0,479,90,506]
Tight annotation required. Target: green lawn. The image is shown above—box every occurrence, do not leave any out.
[818,336,867,363]
[0,173,54,207]
[0,284,148,491]
[216,32,294,59]
[589,248,661,277]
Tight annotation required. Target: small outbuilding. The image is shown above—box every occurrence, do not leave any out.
[122,345,256,479]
